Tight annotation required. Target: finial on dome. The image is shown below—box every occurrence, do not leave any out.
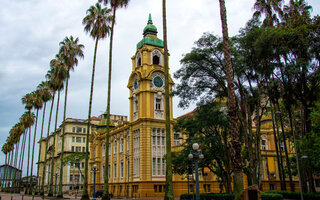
[148,13,153,24]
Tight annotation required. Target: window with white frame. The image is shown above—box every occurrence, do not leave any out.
[154,92,164,119]
[133,95,139,121]
[120,161,124,179]
[113,163,117,180]
[114,138,117,154]
[151,128,166,176]
[261,135,268,150]
[151,49,163,66]
[280,142,285,151]
[120,137,124,153]
[127,132,130,153]
[133,129,140,177]
[136,52,142,67]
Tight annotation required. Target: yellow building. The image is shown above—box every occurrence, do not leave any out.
[37,114,127,194]
[88,14,218,198]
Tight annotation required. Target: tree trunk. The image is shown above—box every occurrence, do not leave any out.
[101,8,116,200]
[218,0,243,199]
[82,38,99,200]
[58,74,70,198]
[37,102,47,194]
[162,0,174,200]
[29,109,39,194]
[48,90,61,196]
[41,94,55,195]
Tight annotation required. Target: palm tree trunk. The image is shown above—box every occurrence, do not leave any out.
[101,8,116,200]
[49,90,61,196]
[5,151,12,190]
[162,0,173,199]
[26,126,32,191]
[13,141,20,193]
[18,131,27,191]
[9,149,15,191]
[41,94,55,195]
[82,38,99,199]
[218,0,243,199]
[37,102,47,194]
[58,77,69,198]
[29,109,39,194]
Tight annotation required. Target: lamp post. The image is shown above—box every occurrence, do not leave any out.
[91,165,99,200]
[125,154,130,199]
[188,143,204,200]
[54,173,58,197]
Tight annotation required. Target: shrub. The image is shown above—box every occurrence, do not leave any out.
[265,191,320,200]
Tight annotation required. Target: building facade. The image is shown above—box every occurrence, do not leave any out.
[38,114,127,194]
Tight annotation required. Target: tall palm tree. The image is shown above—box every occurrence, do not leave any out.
[22,93,36,191]
[57,36,84,198]
[162,0,173,199]
[253,0,283,26]
[82,3,112,200]
[41,67,60,195]
[28,90,43,194]
[283,0,312,25]
[47,56,66,197]
[96,1,130,199]
[218,0,244,199]
[36,81,52,194]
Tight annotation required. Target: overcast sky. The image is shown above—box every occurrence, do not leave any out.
[1,0,319,176]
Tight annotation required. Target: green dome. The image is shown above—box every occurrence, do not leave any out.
[143,14,158,36]
[137,13,163,50]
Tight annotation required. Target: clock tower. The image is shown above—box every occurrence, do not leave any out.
[127,14,174,122]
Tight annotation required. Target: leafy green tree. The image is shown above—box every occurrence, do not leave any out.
[82,3,111,199]
[173,102,233,193]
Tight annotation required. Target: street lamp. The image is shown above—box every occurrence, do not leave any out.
[188,143,204,200]
[91,165,99,200]
[54,173,59,197]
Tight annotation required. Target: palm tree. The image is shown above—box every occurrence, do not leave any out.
[41,67,60,195]
[218,0,244,199]
[28,90,43,194]
[82,3,112,200]
[253,0,283,26]
[162,0,173,199]
[96,1,130,199]
[22,93,36,191]
[283,0,312,25]
[57,36,84,198]
[36,81,52,194]
[19,111,35,192]
[47,56,66,197]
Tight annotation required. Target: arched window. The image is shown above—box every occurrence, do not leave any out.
[136,52,142,67]
[151,49,163,66]
[153,55,160,65]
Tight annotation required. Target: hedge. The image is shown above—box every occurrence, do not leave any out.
[265,191,320,200]
[180,193,283,200]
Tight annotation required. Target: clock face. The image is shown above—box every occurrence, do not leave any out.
[153,76,163,88]
[134,79,139,89]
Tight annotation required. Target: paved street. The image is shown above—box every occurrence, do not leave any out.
[0,193,179,200]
